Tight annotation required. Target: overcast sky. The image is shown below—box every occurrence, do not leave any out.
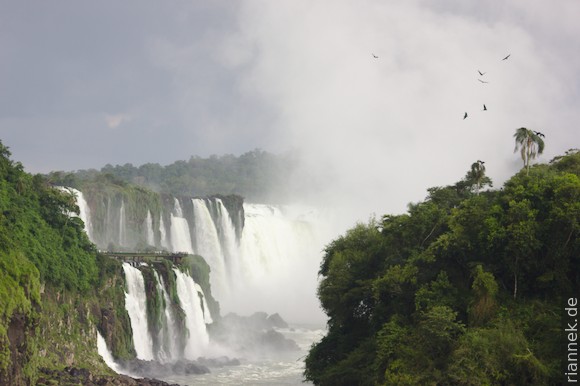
[1,0,580,221]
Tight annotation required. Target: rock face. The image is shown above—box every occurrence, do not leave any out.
[118,359,210,379]
[36,367,180,386]
[3,312,35,386]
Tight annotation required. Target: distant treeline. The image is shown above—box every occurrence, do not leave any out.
[47,149,298,203]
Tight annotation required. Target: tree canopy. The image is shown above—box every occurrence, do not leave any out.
[305,151,580,385]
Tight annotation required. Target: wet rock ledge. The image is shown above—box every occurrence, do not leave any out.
[36,367,180,386]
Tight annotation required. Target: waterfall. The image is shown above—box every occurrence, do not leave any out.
[173,268,210,360]
[66,185,325,325]
[192,198,228,300]
[122,263,154,361]
[97,331,123,374]
[194,282,213,324]
[170,198,194,253]
[145,210,155,246]
[159,216,170,250]
[119,201,127,248]
[153,271,178,363]
[215,198,239,281]
[55,187,93,239]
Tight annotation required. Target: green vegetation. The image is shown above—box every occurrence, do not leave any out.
[0,141,143,384]
[305,150,580,385]
[48,149,298,203]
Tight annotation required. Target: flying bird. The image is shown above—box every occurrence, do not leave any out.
[463,112,468,120]
[372,53,379,59]
[534,131,545,138]
[478,79,489,84]
[483,104,487,111]
[502,54,511,61]
[478,70,486,76]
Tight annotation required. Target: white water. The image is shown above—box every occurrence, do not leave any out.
[154,271,179,363]
[161,325,324,386]
[194,282,213,324]
[119,201,127,247]
[97,331,124,374]
[170,198,194,253]
[192,198,228,300]
[56,187,93,239]
[215,198,240,282]
[145,210,155,246]
[222,204,324,324]
[173,268,210,359]
[159,216,170,250]
[122,263,155,361]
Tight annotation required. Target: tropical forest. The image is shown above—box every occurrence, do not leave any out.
[304,130,579,385]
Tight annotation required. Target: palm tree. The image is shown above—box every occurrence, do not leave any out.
[466,160,491,195]
[513,127,545,175]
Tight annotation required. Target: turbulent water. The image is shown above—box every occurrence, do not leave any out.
[160,326,325,386]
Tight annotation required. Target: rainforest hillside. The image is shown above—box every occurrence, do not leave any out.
[0,140,213,385]
[305,150,580,385]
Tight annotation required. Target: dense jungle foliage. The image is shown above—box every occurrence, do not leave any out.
[0,140,103,382]
[0,140,222,384]
[47,149,297,203]
[305,150,580,385]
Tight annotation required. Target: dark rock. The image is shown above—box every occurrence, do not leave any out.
[197,356,241,367]
[120,358,210,378]
[267,313,289,328]
[260,329,300,351]
[37,366,180,386]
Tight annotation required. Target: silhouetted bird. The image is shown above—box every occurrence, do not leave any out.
[478,70,486,76]
[463,112,468,120]
[502,54,511,60]
[372,54,379,59]
[478,79,489,84]
[483,104,487,111]
[534,131,545,138]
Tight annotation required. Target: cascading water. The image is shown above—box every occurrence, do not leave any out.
[194,282,213,324]
[170,198,194,254]
[122,263,155,361]
[68,187,325,323]
[160,216,170,250]
[214,199,239,282]
[191,198,228,300]
[173,268,210,359]
[153,270,179,363]
[119,201,127,248]
[56,187,93,239]
[145,211,155,247]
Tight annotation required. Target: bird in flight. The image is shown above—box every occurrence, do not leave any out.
[534,131,545,138]
[478,70,486,76]
[478,79,489,84]
[502,54,511,61]
[463,112,468,120]
[483,104,487,111]
[372,53,379,59]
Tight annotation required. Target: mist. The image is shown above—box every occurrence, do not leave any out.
[218,0,580,229]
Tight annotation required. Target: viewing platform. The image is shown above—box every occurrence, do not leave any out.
[101,251,189,265]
